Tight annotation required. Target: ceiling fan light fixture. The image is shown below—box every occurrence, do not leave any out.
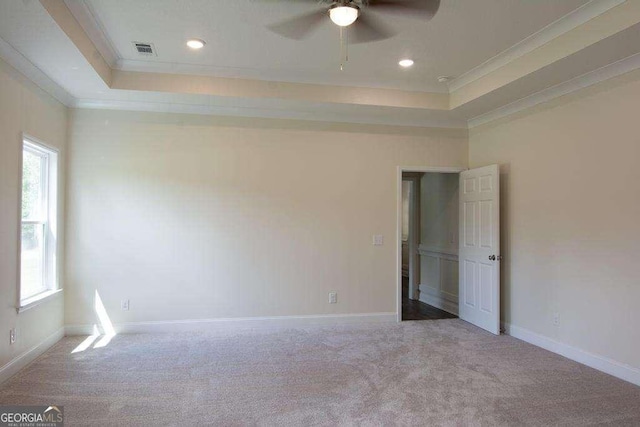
[329,5,359,27]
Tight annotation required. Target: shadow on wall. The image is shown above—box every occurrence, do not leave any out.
[71,290,116,353]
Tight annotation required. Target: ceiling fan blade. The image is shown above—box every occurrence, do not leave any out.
[367,0,441,20]
[267,9,327,40]
[348,13,396,44]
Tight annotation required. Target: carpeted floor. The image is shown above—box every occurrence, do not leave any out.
[1,319,639,426]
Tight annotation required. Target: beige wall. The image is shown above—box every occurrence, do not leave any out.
[469,71,640,369]
[65,109,467,327]
[0,59,67,369]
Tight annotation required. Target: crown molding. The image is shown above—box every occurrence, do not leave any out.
[73,98,468,129]
[110,69,450,111]
[468,51,640,128]
[63,0,120,67]
[40,0,113,86]
[114,59,449,94]
[0,35,74,107]
[448,0,626,93]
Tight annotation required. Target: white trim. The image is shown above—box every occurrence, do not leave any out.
[396,166,466,322]
[448,0,625,92]
[502,322,640,387]
[397,166,467,174]
[0,328,64,385]
[468,51,640,128]
[417,247,459,316]
[0,36,74,107]
[419,287,459,316]
[19,136,60,307]
[72,98,468,129]
[63,0,120,67]
[114,58,448,94]
[16,133,24,310]
[65,312,397,335]
[418,245,458,260]
[21,133,61,155]
[403,176,421,300]
[17,289,63,313]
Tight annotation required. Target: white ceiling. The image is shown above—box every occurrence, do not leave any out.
[0,0,107,98]
[85,0,589,92]
[455,21,640,119]
[2,0,638,129]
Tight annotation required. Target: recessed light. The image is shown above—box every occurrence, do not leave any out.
[399,59,414,68]
[186,39,206,49]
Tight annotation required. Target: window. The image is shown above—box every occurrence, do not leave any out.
[20,137,59,306]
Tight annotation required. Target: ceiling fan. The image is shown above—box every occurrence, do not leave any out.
[267,0,441,44]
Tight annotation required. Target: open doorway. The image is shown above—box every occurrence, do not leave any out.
[399,168,464,321]
[398,165,502,333]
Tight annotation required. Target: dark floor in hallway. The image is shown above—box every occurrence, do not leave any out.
[402,277,458,321]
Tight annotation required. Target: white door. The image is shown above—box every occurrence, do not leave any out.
[458,165,500,334]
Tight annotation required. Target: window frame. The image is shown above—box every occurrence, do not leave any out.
[18,135,62,312]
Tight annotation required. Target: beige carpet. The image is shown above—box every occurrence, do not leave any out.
[1,319,639,426]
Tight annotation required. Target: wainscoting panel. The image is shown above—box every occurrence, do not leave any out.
[402,241,409,277]
[418,246,459,315]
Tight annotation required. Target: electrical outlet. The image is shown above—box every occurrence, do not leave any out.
[121,299,130,311]
[329,292,337,304]
[372,235,384,246]
[552,312,560,327]
[9,328,16,345]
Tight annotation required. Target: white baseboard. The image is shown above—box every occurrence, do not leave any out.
[0,328,64,385]
[419,290,459,316]
[502,322,640,387]
[65,312,397,335]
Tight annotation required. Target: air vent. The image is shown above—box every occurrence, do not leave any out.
[132,42,157,57]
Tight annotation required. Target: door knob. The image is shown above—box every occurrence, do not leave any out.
[489,255,496,261]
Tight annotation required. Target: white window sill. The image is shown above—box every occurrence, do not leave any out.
[18,288,63,313]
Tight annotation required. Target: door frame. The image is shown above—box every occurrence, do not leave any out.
[401,175,420,301]
[396,166,467,322]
